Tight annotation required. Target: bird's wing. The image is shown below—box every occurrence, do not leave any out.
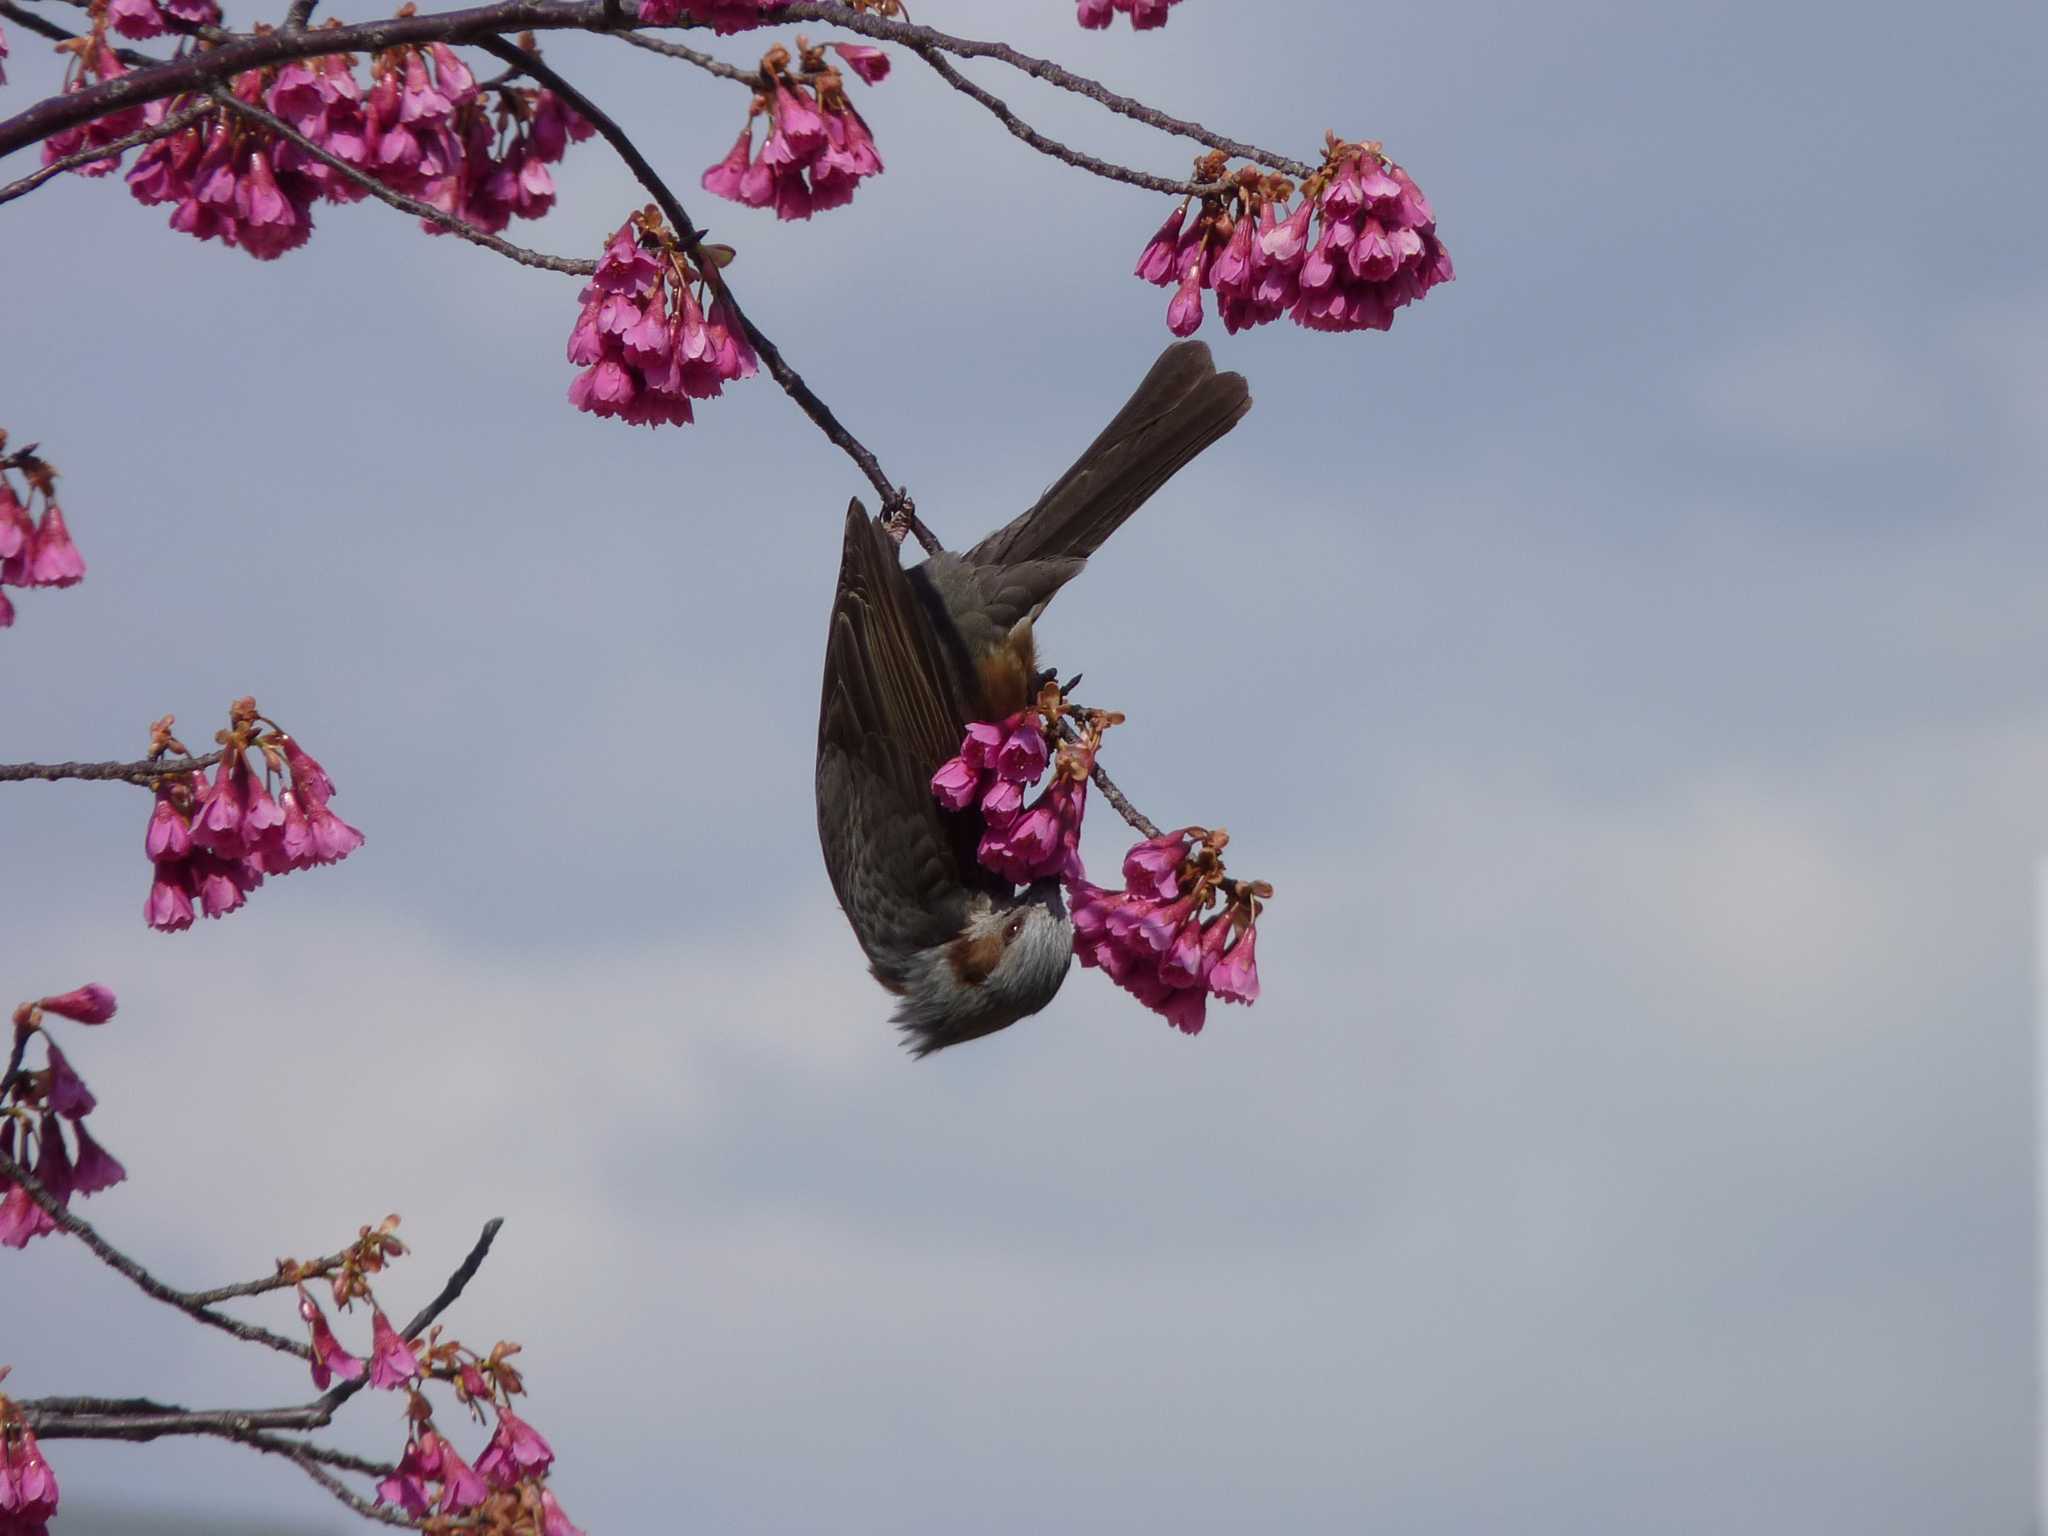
[965,339,1252,580]
[817,500,987,984]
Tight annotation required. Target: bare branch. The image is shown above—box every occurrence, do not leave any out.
[910,45,1227,198]
[22,1218,505,1444]
[614,27,755,85]
[0,750,224,786]
[0,1150,310,1359]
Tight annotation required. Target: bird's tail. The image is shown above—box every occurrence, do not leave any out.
[964,340,1251,570]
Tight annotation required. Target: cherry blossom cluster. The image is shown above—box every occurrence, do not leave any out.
[931,683,1116,886]
[0,1380,61,1536]
[142,698,363,932]
[1137,138,1453,338]
[281,1219,585,1532]
[2,985,126,1250]
[41,16,591,259]
[1069,828,1266,1035]
[0,440,87,631]
[34,29,140,178]
[635,0,777,30]
[107,0,219,40]
[1078,0,1184,29]
[701,39,887,222]
[566,207,759,426]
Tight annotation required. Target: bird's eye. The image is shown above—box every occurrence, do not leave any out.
[1003,913,1027,942]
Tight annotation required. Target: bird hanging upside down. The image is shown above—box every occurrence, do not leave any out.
[816,340,1251,1055]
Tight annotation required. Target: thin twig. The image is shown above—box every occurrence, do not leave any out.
[0,1021,31,1109]
[477,36,923,529]
[0,100,208,208]
[0,750,223,785]
[911,45,1226,198]
[614,27,754,85]
[208,88,597,276]
[0,1150,310,1359]
[23,1218,505,1443]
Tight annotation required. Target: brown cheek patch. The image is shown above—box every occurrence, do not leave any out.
[946,931,1005,988]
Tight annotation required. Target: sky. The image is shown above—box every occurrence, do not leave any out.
[2,0,2042,1531]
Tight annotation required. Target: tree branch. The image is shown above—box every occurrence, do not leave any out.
[0,2,1312,190]
[614,27,755,85]
[0,750,224,785]
[0,100,210,209]
[909,44,1228,197]
[0,1151,311,1359]
[476,36,924,532]
[21,1218,505,1443]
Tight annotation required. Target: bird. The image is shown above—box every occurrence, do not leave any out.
[816,340,1251,1055]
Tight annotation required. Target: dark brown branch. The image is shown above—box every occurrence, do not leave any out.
[0,0,88,48]
[0,100,210,209]
[0,1150,310,1359]
[23,1218,504,1444]
[0,749,223,785]
[910,45,1226,198]
[0,1020,31,1110]
[476,37,923,530]
[209,88,597,276]
[0,2,1312,194]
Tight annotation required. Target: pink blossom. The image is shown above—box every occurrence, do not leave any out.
[1134,205,1187,286]
[376,1469,432,1517]
[429,1433,489,1513]
[36,983,117,1025]
[108,0,166,38]
[994,721,1049,784]
[701,127,753,201]
[146,863,198,932]
[1166,263,1205,337]
[978,802,1064,885]
[68,1117,126,1197]
[367,1308,420,1388]
[1077,0,1113,25]
[1207,921,1259,1003]
[979,777,1024,828]
[1160,984,1206,1034]
[540,1489,587,1536]
[930,755,980,812]
[960,720,1007,770]
[24,504,85,587]
[474,1406,554,1488]
[636,0,681,20]
[3,1421,59,1525]
[146,792,193,861]
[0,591,13,629]
[0,1180,55,1247]
[32,1112,74,1204]
[42,1043,96,1119]
[1122,829,1193,902]
[832,43,891,84]
[298,1287,367,1390]
[0,21,9,87]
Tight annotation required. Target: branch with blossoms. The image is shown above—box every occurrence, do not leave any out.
[1,4,1452,1521]
[1,984,589,1535]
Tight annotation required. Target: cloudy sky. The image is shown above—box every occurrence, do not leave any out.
[2,0,2040,1531]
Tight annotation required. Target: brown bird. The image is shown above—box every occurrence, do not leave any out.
[816,340,1251,1055]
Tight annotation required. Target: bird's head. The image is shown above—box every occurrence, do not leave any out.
[891,881,1074,1056]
